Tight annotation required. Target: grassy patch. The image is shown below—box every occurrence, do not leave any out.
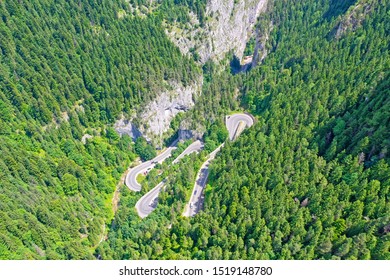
[136,173,146,184]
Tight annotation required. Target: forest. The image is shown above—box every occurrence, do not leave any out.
[0,0,199,259]
[0,0,389,260]
[99,0,389,260]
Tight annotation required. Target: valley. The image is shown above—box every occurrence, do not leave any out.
[128,113,254,218]
[0,0,388,261]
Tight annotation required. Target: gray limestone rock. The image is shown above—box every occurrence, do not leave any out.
[166,0,269,64]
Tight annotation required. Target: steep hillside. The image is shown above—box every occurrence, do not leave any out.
[165,0,268,63]
[101,0,389,260]
[0,0,388,260]
[0,0,199,259]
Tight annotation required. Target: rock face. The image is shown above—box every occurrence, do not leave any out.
[114,117,142,140]
[252,20,273,68]
[81,134,93,144]
[333,0,374,39]
[138,78,202,144]
[116,78,203,145]
[166,0,268,63]
[117,1,270,143]
[178,118,205,141]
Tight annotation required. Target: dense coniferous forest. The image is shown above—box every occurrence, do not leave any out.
[100,0,390,260]
[0,0,389,260]
[0,0,199,259]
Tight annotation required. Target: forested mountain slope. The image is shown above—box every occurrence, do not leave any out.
[101,0,389,260]
[188,0,389,259]
[0,0,199,259]
[0,0,388,260]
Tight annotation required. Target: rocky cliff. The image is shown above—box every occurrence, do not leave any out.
[117,1,269,144]
[115,77,203,145]
[333,0,375,39]
[166,0,269,64]
[138,78,203,144]
[252,19,273,68]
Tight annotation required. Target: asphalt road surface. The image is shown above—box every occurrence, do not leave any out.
[127,113,253,217]
[135,140,204,218]
[226,113,254,140]
[125,140,178,192]
[135,181,165,218]
[182,144,223,217]
[172,140,203,164]
[183,113,254,217]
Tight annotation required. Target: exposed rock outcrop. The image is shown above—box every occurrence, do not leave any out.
[138,78,202,143]
[333,0,375,39]
[114,117,142,140]
[178,118,205,141]
[117,1,271,143]
[81,134,93,144]
[252,20,273,68]
[166,0,269,64]
[116,77,203,145]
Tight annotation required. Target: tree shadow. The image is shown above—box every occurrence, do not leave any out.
[323,0,358,21]
[230,55,252,75]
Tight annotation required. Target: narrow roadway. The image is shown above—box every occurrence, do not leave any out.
[126,114,253,218]
[182,144,224,217]
[135,140,204,218]
[135,181,165,218]
[226,113,254,140]
[172,140,203,164]
[125,140,178,192]
[183,113,254,217]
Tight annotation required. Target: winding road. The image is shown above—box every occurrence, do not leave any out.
[183,113,254,217]
[125,113,253,218]
[125,140,178,192]
[182,143,224,217]
[226,113,254,140]
[135,181,166,218]
[135,140,204,218]
[172,140,203,164]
